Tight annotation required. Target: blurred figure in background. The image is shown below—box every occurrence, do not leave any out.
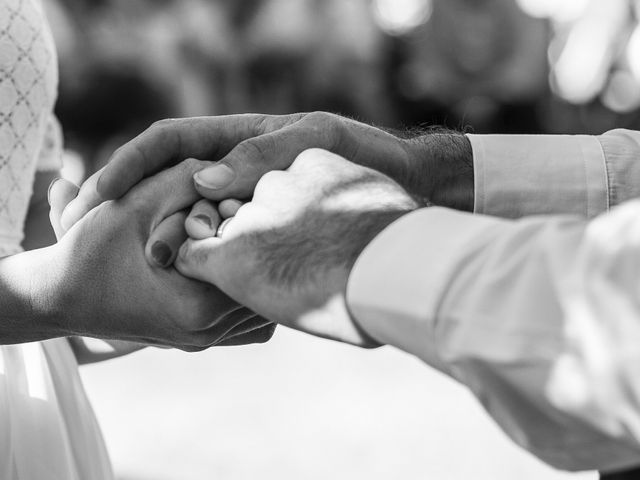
[242,0,392,123]
[390,0,549,132]
[44,0,640,183]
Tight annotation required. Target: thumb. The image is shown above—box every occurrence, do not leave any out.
[59,168,102,232]
[48,178,80,239]
[193,120,333,201]
[175,237,226,286]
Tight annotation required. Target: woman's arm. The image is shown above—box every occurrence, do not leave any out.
[0,245,63,343]
[24,170,146,364]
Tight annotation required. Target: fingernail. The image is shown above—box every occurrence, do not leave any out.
[47,177,62,206]
[151,241,173,267]
[195,163,235,190]
[193,214,213,230]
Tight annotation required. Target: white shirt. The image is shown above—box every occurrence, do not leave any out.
[347,129,640,472]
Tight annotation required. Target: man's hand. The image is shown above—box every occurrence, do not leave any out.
[59,113,473,238]
[43,159,274,350]
[174,149,419,347]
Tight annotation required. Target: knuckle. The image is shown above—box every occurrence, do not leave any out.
[181,156,206,171]
[175,157,207,180]
[287,112,308,123]
[259,169,285,185]
[253,114,271,134]
[291,148,328,169]
[150,118,178,131]
[111,144,126,159]
[304,111,333,125]
[233,202,254,220]
[302,111,342,141]
[237,137,271,163]
[253,171,286,199]
[229,203,267,233]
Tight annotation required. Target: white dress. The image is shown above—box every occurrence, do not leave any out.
[0,1,113,478]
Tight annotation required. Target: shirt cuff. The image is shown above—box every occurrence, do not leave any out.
[469,134,608,218]
[598,129,640,207]
[346,207,504,372]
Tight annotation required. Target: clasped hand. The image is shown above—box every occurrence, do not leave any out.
[47,158,274,351]
[57,113,425,348]
[176,149,418,346]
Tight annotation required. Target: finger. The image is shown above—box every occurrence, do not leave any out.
[145,211,189,268]
[61,154,207,232]
[195,307,263,347]
[60,114,309,229]
[48,178,79,239]
[217,320,276,346]
[216,311,267,341]
[59,167,104,232]
[194,112,340,201]
[219,315,273,339]
[218,199,244,219]
[175,237,226,285]
[185,199,221,240]
[128,158,211,223]
[96,114,306,201]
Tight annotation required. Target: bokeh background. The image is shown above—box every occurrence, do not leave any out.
[41,0,640,478]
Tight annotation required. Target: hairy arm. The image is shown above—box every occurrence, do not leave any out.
[401,129,474,210]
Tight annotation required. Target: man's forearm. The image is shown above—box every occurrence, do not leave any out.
[403,128,640,220]
[0,246,63,344]
[403,132,474,211]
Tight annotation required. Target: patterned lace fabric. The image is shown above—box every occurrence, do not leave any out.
[0,0,60,257]
[0,2,113,480]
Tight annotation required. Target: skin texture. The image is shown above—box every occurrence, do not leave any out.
[40,158,274,351]
[47,176,146,362]
[175,149,419,347]
[57,112,473,267]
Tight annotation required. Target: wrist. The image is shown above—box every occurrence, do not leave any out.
[0,246,68,343]
[402,132,474,211]
[342,209,416,348]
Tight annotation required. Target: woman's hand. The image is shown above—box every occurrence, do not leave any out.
[49,178,144,363]
[44,159,274,351]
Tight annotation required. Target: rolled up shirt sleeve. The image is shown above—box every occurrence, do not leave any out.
[347,204,640,472]
[469,129,640,218]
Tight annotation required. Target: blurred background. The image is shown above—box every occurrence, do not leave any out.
[40,0,640,478]
[45,0,640,183]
